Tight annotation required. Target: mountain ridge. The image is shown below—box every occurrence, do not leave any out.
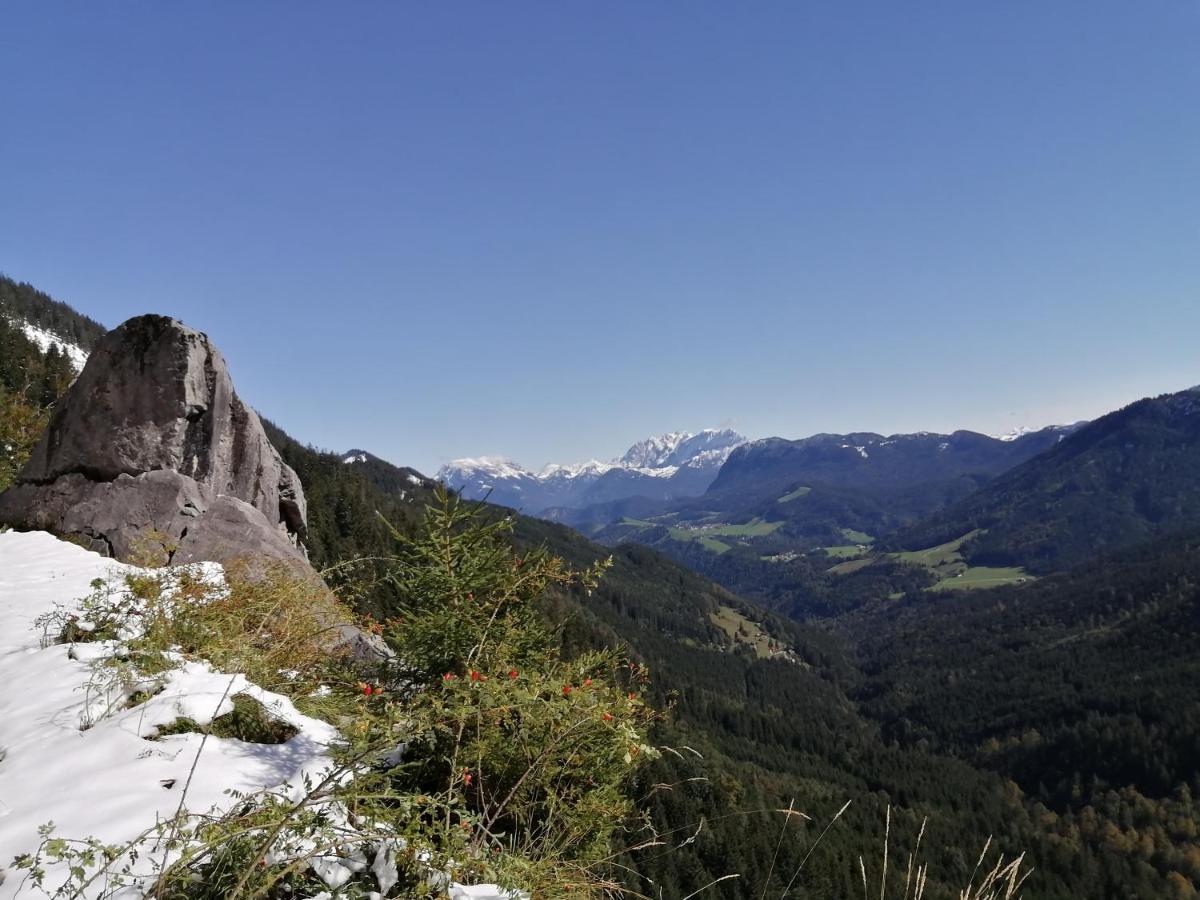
[888,385,1200,573]
[437,427,746,513]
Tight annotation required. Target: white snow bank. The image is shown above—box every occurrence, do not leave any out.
[0,531,339,898]
[0,531,524,900]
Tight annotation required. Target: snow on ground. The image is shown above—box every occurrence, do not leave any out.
[10,321,89,373]
[0,531,521,900]
[0,531,337,898]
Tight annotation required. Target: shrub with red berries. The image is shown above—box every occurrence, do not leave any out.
[368,488,658,896]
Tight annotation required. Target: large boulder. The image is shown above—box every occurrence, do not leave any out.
[0,315,308,568]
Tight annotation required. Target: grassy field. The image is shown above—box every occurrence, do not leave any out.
[927,566,1030,591]
[890,529,981,567]
[710,605,777,658]
[668,517,781,553]
[777,486,811,503]
[713,517,783,537]
[667,527,732,551]
[619,517,654,529]
[820,530,874,565]
[827,557,876,576]
[888,530,1031,591]
[823,545,866,558]
[824,529,1031,590]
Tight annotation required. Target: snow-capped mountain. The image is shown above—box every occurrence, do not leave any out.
[437,429,746,514]
[994,426,1038,443]
[618,429,745,469]
[993,423,1083,443]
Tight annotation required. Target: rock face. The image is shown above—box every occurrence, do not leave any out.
[0,315,309,568]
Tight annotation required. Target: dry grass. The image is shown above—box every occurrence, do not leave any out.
[123,558,365,696]
[758,801,1031,900]
[855,808,1031,900]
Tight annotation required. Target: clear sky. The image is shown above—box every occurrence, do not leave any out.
[2,3,1198,474]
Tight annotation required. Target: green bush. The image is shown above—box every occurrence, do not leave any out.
[366,489,660,894]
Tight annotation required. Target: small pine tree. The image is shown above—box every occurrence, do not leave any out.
[375,489,660,894]
[380,489,599,681]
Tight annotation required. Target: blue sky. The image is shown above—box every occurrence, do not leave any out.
[2,3,1198,474]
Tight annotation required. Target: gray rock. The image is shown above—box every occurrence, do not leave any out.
[0,315,309,567]
[0,314,393,666]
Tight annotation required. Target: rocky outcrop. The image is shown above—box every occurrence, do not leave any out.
[0,315,308,568]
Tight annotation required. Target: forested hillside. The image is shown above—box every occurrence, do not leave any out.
[0,315,80,490]
[851,528,1200,896]
[0,275,106,350]
[890,388,1200,573]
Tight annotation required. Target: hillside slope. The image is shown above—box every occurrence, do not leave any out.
[890,387,1200,573]
[0,275,106,353]
[849,526,1200,896]
[710,427,1075,496]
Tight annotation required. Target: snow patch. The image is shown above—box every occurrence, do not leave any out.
[994,426,1037,442]
[8,318,89,372]
[0,532,337,897]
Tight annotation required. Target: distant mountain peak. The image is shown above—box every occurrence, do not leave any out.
[618,428,745,469]
[993,422,1086,443]
[994,426,1038,443]
[437,428,747,513]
